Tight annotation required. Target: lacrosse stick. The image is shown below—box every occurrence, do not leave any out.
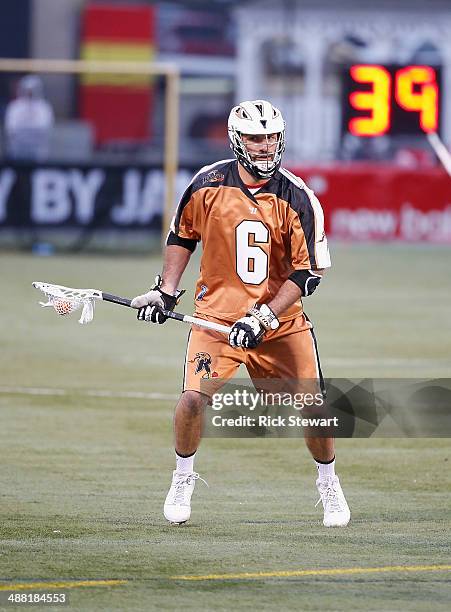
[32,281,231,335]
[427,132,451,177]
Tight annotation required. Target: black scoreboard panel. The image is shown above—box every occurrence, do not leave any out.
[341,64,442,137]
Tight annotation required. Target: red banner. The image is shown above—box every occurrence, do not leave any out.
[79,4,155,144]
[290,164,451,243]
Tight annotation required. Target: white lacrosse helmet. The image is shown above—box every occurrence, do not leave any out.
[228,99,286,179]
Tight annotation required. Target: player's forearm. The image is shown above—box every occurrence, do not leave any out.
[267,279,302,317]
[268,269,325,317]
[160,245,192,294]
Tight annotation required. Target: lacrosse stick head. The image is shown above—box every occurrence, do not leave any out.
[32,282,101,324]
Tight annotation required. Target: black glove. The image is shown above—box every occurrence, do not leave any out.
[131,275,184,324]
[229,303,280,349]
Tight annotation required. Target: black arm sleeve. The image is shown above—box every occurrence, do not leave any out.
[166,230,198,253]
[288,269,321,296]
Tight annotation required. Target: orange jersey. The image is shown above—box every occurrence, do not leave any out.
[169,159,331,322]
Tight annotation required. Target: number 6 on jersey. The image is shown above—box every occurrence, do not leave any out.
[235,220,269,285]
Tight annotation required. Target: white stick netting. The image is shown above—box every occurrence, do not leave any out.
[32,282,102,324]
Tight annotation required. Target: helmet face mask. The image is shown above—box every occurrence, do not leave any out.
[228,100,286,180]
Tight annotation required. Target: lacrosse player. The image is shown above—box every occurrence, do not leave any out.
[132,100,350,527]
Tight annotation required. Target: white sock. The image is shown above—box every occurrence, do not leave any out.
[315,457,335,480]
[176,451,195,474]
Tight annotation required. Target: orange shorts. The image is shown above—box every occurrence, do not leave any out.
[182,314,323,396]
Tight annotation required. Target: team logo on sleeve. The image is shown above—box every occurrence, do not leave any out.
[196,285,208,300]
[189,352,218,379]
[202,170,224,184]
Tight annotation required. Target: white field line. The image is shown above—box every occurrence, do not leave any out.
[0,386,178,401]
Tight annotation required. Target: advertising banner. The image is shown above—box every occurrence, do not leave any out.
[0,163,450,244]
[297,164,451,243]
[79,4,156,144]
[0,164,194,230]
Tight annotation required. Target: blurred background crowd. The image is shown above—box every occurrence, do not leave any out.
[0,0,449,250]
[1,0,450,166]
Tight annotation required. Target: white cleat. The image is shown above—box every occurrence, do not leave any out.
[163,471,207,524]
[315,475,351,527]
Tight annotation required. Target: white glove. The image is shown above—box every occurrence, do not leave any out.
[131,276,184,324]
[229,303,279,349]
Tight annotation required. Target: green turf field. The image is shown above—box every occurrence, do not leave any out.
[1,245,450,611]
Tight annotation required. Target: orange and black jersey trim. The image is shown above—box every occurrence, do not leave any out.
[167,159,331,322]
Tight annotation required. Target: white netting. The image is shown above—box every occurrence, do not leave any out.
[32,282,100,324]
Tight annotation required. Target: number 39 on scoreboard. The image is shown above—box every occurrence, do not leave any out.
[342,64,441,136]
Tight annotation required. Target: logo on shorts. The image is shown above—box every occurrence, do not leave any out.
[190,352,218,379]
[202,170,224,184]
[196,285,208,301]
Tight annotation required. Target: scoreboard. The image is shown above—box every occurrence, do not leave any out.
[341,64,442,137]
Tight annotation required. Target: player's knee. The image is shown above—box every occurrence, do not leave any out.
[181,390,209,413]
